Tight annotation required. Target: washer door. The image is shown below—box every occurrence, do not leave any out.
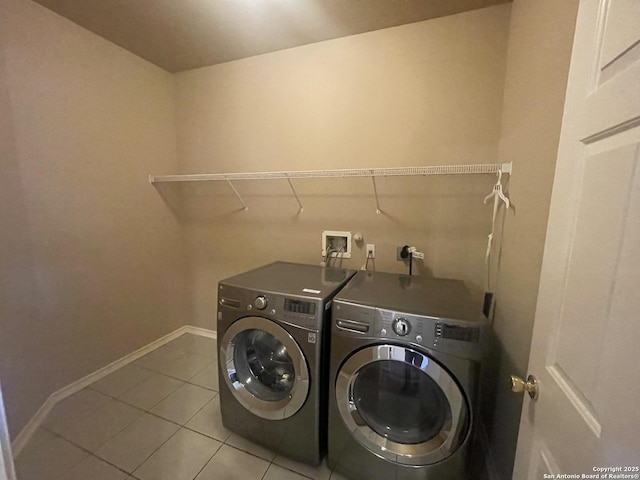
[335,345,468,465]
[220,316,310,420]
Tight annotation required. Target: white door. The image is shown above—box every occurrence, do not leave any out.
[513,0,640,477]
[0,383,16,480]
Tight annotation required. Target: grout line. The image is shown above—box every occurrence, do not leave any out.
[41,394,221,479]
[12,325,210,456]
[132,360,218,392]
[128,426,184,479]
[88,365,158,403]
[39,428,139,480]
[221,439,273,463]
[16,329,344,480]
[18,330,223,479]
[263,461,317,480]
[190,441,221,480]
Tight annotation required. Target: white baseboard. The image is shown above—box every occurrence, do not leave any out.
[184,325,217,339]
[11,325,216,458]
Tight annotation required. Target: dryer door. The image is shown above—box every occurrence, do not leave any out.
[220,316,310,420]
[335,345,468,465]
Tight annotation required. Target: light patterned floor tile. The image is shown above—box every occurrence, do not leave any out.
[43,388,111,435]
[154,352,211,381]
[264,463,310,480]
[15,335,355,480]
[90,364,153,397]
[329,471,351,480]
[134,428,221,480]
[166,334,217,360]
[57,399,144,452]
[273,455,332,480]
[195,445,269,480]
[61,454,130,480]
[185,396,231,442]
[118,372,184,410]
[150,383,215,425]
[225,433,276,462]
[188,362,218,391]
[18,427,56,452]
[15,433,88,480]
[134,345,185,372]
[94,413,179,472]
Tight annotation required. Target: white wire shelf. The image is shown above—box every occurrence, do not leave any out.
[149,162,512,213]
[149,163,512,184]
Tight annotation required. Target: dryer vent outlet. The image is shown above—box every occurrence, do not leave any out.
[322,231,352,259]
[397,245,410,261]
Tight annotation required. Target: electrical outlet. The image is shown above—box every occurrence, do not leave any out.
[366,244,375,259]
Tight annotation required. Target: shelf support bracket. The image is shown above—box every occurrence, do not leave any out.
[371,173,382,214]
[226,180,248,210]
[501,162,513,175]
[286,178,304,213]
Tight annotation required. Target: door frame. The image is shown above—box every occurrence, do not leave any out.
[0,382,16,480]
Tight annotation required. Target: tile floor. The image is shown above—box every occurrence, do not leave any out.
[15,333,348,480]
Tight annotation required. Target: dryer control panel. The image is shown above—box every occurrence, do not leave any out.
[333,301,487,360]
[435,321,480,343]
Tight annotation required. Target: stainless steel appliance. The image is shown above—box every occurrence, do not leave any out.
[217,261,356,465]
[327,271,488,480]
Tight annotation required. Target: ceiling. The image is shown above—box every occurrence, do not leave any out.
[32,0,510,73]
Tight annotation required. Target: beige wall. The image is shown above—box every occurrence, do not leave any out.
[0,0,190,438]
[481,0,580,478]
[0,0,43,444]
[173,4,512,328]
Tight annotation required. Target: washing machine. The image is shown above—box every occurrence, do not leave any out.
[217,261,356,465]
[327,271,488,480]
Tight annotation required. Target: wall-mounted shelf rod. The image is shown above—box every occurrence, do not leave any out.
[149,162,512,213]
[148,163,512,184]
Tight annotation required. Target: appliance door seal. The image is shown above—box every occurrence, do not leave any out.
[221,316,310,420]
[335,344,468,465]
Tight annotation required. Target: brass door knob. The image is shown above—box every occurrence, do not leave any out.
[511,374,539,400]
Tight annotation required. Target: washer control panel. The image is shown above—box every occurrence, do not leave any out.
[284,298,316,316]
[218,285,324,331]
[392,318,411,336]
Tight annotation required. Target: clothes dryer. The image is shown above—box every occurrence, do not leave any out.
[217,262,356,465]
[327,271,488,480]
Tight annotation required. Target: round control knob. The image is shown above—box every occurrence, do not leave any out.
[254,296,268,310]
[392,318,410,336]
[416,335,423,343]
[381,329,387,336]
